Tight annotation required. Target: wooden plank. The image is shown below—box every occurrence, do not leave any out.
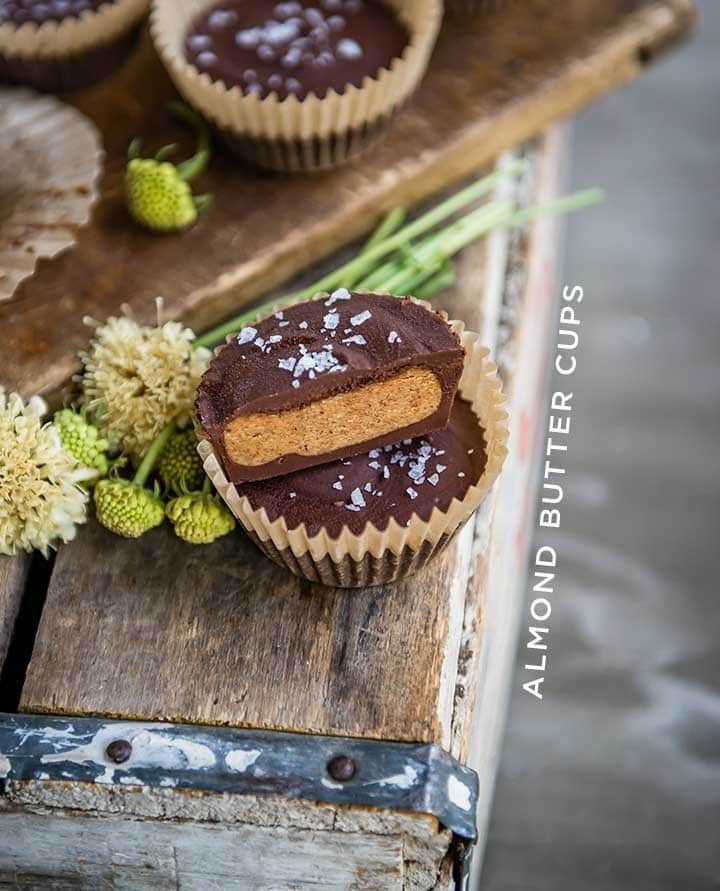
[4,781,450,891]
[0,0,692,399]
[0,810,405,890]
[0,555,31,675]
[21,516,473,743]
[466,128,569,887]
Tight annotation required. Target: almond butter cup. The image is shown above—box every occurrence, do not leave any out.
[0,0,149,92]
[150,0,442,172]
[200,319,509,588]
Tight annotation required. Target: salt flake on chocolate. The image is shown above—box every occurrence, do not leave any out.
[350,488,366,508]
[237,326,257,345]
[388,331,401,344]
[350,310,372,327]
[323,311,339,330]
[342,334,367,346]
[325,288,351,306]
[406,487,418,500]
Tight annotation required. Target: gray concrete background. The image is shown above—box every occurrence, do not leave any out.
[482,3,720,889]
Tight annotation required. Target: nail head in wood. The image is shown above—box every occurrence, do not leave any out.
[105,739,132,764]
[327,754,356,782]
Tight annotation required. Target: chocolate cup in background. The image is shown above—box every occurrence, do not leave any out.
[150,0,442,173]
[199,322,510,589]
[0,0,149,93]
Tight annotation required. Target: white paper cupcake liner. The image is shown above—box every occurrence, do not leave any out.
[0,87,103,303]
[0,0,149,60]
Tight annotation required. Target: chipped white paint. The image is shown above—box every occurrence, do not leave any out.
[372,766,418,790]
[0,753,10,779]
[447,775,472,812]
[321,777,344,790]
[225,749,261,772]
[39,722,215,784]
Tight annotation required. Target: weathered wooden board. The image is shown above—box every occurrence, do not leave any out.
[0,811,405,890]
[0,0,692,398]
[0,555,30,676]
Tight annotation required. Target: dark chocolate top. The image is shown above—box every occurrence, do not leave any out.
[0,0,114,25]
[184,0,409,101]
[197,290,465,479]
[236,395,487,536]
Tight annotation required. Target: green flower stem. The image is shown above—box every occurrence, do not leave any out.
[362,207,407,253]
[193,182,603,349]
[170,102,211,182]
[201,474,212,495]
[194,161,528,348]
[133,423,175,488]
[414,263,456,300]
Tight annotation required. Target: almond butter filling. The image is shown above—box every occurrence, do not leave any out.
[222,366,443,467]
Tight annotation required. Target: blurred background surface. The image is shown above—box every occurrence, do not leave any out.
[482,2,720,889]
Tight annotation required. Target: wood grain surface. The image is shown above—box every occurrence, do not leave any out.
[0,0,692,399]
[0,555,30,674]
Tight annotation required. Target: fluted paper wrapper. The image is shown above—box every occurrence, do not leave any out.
[150,0,442,171]
[0,88,103,303]
[0,0,148,58]
[199,322,509,588]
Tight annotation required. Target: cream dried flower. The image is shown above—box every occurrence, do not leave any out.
[0,389,91,557]
[81,304,210,462]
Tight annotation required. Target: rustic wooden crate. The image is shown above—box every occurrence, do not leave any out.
[0,130,561,889]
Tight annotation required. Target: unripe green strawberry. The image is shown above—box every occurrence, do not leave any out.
[166,493,235,545]
[54,408,109,480]
[94,478,165,539]
[157,429,205,494]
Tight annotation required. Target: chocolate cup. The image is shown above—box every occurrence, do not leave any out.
[245,527,460,587]
[151,0,441,174]
[213,111,394,173]
[0,25,141,93]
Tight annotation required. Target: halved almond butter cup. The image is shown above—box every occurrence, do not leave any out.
[200,319,509,588]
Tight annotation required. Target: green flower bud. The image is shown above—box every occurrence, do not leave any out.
[53,408,110,480]
[126,158,199,232]
[166,493,235,545]
[94,478,165,539]
[157,429,205,494]
[125,104,211,234]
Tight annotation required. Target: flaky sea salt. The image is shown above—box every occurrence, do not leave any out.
[388,331,401,344]
[427,474,440,487]
[325,288,351,305]
[323,311,339,330]
[342,334,366,346]
[237,326,257,344]
[406,487,418,500]
[350,487,366,508]
[350,310,371,327]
